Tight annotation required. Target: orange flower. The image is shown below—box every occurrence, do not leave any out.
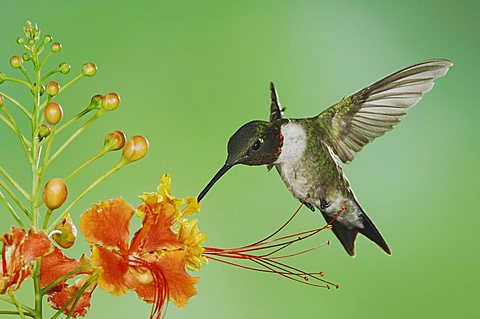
[0,227,51,294]
[80,174,206,319]
[40,247,95,318]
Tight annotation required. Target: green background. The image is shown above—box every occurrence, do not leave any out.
[0,1,478,318]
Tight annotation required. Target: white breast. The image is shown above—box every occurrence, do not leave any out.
[274,121,307,165]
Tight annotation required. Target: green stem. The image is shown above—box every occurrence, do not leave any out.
[40,68,59,82]
[0,310,34,317]
[47,111,103,166]
[0,166,31,200]
[64,148,108,181]
[52,273,98,319]
[55,108,90,134]
[41,263,91,295]
[0,91,33,119]
[0,179,31,217]
[58,73,83,94]
[48,161,125,231]
[0,114,31,146]
[0,104,33,163]
[4,76,32,89]
[19,65,33,85]
[8,289,26,319]
[33,260,42,319]
[0,190,25,228]
[42,209,53,229]
[39,51,52,70]
[35,127,56,207]
[0,296,35,314]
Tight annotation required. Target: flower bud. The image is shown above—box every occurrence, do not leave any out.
[82,63,97,77]
[102,93,120,111]
[44,102,63,125]
[45,81,60,96]
[44,35,52,43]
[10,56,22,68]
[16,37,24,44]
[59,63,71,74]
[104,131,126,151]
[22,52,31,61]
[51,42,62,53]
[38,124,50,140]
[27,39,35,46]
[87,94,104,111]
[43,178,68,210]
[52,215,77,248]
[122,136,149,163]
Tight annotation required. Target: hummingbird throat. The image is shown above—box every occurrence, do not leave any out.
[274,121,307,165]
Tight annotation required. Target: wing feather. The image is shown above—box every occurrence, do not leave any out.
[318,59,452,163]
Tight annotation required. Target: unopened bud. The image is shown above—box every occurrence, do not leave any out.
[122,136,149,163]
[87,94,104,111]
[38,125,50,140]
[22,53,31,61]
[43,178,68,210]
[102,93,120,111]
[27,39,35,46]
[44,102,63,125]
[51,42,62,53]
[45,81,60,96]
[82,63,97,76]
[104,131,126,151]
[44,35,52,43]
[10,56,22,68]
[52,215,77,248]
[59,63,71,74]
[16,37,24,44]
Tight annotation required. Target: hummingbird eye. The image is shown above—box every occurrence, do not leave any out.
[252,138,263,151]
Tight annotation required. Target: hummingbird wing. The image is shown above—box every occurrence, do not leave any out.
[317,59,452,163]
[269,82,285,122]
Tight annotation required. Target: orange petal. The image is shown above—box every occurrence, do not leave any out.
[90,245,129,296]
[157,250,198,307]
[130,202,180,254]
[22,229,52,263]
[40,247,83,291]
[80,198,133,251]
[48,276,96,318]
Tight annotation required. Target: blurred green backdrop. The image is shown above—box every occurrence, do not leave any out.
[0,0,478,318]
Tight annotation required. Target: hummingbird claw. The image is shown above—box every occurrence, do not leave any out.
[320,198,330,210]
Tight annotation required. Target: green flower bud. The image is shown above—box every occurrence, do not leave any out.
[43,178,68,210]
[52,214,77,249]
[45,81,60,96]
[51,42,62,53]
[59,63,71,74]
[16,37,24,44]
[87,94,104,111]
[22,52,31,61]
[44,35,52,43]
[82,63,97,76]
[23,21,40,40]
[10,56,22,68]
[27,38,35,46]
[38,124,50,140]
[102,93,120,111]
[122,136,149,163]
[104,130,126,151]
[44,102,63,125]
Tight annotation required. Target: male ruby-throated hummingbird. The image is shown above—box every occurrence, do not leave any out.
[198,59,452,256]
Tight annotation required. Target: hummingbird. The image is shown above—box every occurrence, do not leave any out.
[198,59,452,256]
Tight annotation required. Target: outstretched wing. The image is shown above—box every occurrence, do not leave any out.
[318,59,452,163]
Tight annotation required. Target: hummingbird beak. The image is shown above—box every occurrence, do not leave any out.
[197,163,232,202]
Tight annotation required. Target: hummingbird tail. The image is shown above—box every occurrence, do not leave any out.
[321,205,391,256]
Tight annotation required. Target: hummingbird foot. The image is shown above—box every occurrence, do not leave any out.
[320,198,331,210]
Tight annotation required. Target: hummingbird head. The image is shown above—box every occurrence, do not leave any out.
[198,120,283,201]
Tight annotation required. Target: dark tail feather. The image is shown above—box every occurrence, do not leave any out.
[320,205,391,256]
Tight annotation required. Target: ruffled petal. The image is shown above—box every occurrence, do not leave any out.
[40,247,83,291]
[90,245,129,296]
[80,198,133,251]
[177,219,207,271]
[181,197,200,218]
[22,229,52,263]
[48,275,96,318]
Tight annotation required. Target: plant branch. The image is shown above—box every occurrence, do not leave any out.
[0,179,30,217]
[0,166,31,200]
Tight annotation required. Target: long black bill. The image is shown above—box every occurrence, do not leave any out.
[197,164,232,202]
